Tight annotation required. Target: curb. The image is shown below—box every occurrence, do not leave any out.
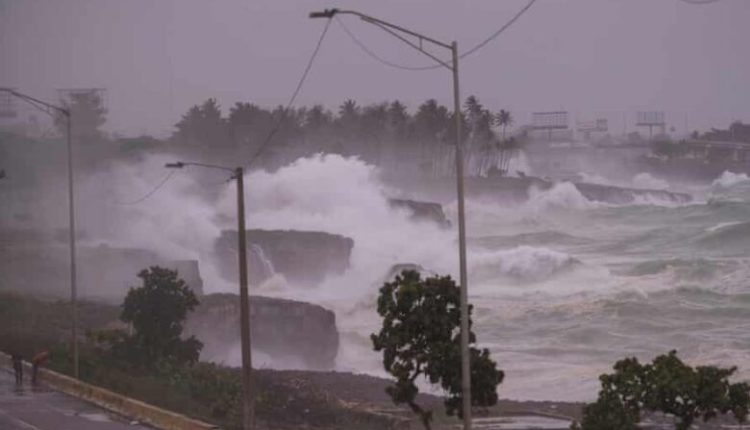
[0,351,218,430]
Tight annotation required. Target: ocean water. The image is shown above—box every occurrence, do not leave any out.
[234,155,750,402]
[80,153,750,402]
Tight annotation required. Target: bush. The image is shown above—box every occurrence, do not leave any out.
[574,351,750,430]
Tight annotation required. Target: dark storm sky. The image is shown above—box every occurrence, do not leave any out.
[1,0,748,137]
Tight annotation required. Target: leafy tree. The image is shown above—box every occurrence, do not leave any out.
[227,102,272,147]
[173,98,228,147]
[371,270,504,430]
[304,104,333,132]
[55,90,107,143]
[574,351,750,430]
[120,266,203,367]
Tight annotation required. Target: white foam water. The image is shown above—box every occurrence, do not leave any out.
[712,170,750,188]
[79,154,750,402]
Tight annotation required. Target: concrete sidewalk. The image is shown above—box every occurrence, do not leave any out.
[0,369,151,430]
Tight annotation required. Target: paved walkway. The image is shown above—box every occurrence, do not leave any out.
[0,369,150,429]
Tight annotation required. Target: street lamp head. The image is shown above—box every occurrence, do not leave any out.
[165,162,185,169]
[309,8,339,19]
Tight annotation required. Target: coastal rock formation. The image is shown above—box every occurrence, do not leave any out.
[387,198,451,228]
[185,293,339,370]
[573,182,691,205]
[214,229,354,286]
[381,174,692,206]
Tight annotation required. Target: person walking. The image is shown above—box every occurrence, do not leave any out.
[31,350,49,385]
[11,353,23,385]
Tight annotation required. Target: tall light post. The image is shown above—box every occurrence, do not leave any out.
[165,162,254,429]
[0,88,79,380]
[308,10,472,429]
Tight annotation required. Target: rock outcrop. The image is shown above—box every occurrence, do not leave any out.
[214,229,354,286]
[381,175,692,206]
[573,182,691,205]
[185,293,339,370]
[387,199,451,228]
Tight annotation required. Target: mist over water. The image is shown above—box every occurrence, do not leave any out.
[44,152,750,401]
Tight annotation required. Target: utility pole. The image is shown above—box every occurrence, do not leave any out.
[166,162,254,429]
[451,41,472,430]
[66,111,79,380]
[235,167,254,429]
[0,88,78,379]
[308,10,472,429]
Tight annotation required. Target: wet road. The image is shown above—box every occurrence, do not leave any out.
[0,369,150,429]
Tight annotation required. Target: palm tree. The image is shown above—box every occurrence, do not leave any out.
[463,95,483,129]
[495,109,513,140]
[338,99,360,125]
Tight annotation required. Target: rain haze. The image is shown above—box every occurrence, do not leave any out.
[2,1,750,430]
[2,0,749,135]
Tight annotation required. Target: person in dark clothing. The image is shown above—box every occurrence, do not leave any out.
[31,351,49,385]
[11,353,23,385]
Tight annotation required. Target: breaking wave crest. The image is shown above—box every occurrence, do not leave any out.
[712,171,750,188]
[473,246,579,282]
[526,182,595,211]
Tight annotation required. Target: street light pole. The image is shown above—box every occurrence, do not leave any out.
[166,162,254,430]
[308,11,472,429]
[451,41,472,430]
[65,111,79,380]
[0,88,79,379]
[235,167,255,429]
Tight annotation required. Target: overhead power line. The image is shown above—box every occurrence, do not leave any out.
[335,17,438,71]
[112,17,333,203]
[246,17,333,168]
[459,0,538,60]
[678,0,721,3]
[337,0,538,71]
[114,170,177,205]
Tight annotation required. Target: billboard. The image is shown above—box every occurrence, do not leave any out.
[532,111,568,130]
[576,118,608,132]
[636,111,665,126]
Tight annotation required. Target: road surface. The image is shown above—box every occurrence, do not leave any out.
[0,369,151,429]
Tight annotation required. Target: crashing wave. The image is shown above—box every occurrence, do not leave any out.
[526,182,595,211]
[473,246,579,282]
[712,171,750,188]
[631,173,670,190]
[576,172,617,186]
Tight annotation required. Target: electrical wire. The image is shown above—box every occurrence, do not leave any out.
[335,16,441,71]
[246,17,333,168]
[336,0,538,71]
[113,170,177,205]
[459,0,538,60]
[678,0,720,3]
